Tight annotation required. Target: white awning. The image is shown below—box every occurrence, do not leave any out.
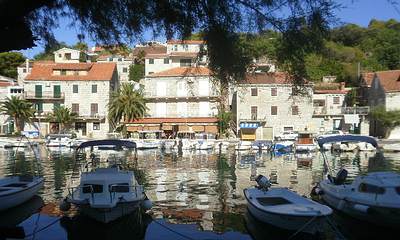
[343,114,359,124]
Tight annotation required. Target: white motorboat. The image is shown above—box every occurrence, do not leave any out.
[1,138,38,148]
[0,176,44,211]
[357,142,376,151]
[315,170,400,228]
[176,131,197,150]
[295,132,318,152]
[382,143,400,152]
[46,137,73,147]
[244,175,332,234]
[128,130,163,150]
[195,132,215,150]
[235,141,252,151]
[332,142,358,152]
[61,140,152,223]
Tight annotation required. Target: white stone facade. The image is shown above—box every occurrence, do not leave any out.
[97,56,134,83]
[235,84,314,140]
[23,79,115,138]
[53,48,82,63]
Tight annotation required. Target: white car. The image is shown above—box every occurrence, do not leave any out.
[317,130,344,139]
[275,131,298,141]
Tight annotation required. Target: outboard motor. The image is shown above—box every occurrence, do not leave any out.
[334,169,348,185]
[255,175,271,190]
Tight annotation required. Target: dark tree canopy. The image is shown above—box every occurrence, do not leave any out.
[0,0,338,87]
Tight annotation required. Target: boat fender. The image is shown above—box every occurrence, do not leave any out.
[59,199,71,212]
[311,185,324,195]
[353,204,370,213]
[141,199,153,210]
[338,199,346,210]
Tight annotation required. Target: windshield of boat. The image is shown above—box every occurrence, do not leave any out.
[177,132,195,139]
[140,132,161,139]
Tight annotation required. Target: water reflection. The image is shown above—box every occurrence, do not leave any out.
[0,146,399,239]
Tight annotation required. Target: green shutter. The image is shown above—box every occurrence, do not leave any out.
[36,102,43,112]
[54,85,61,98]
[35,85,42,98]
[54,103,60,110]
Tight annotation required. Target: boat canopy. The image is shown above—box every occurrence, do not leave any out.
[76,139,136,150]
[317,135,378,148]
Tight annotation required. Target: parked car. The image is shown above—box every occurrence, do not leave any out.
[317,130,344,139]
[275,131,298,141]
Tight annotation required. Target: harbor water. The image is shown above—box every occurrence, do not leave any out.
[0,146,399,239]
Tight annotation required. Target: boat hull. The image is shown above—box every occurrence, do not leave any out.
[320,183,400,228]
[0,178,44,211]
[77,201,142,223]
[245,195,326,234]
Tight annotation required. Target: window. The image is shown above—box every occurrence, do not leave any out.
[22,69,26,73]
[65,53,71,60]
[271,106,277,115]
[148,72,154,75]
[73,84,78,93]
[109,183,129,192]
[73,71,79,76]
[149,59,154,64]
[93,122,100,130]
[58,54,62,58]
[180,59,191,67]
[313,100,325,107]
[90,103,98,116]
[333,97,340,104]
[82,184,103,193]
[164,58,169,64]
[71,104,79,114]
[292,106,299,115]
[53,85,61,98]
[174,45,178,51]
[35,102,43,113]
[284,126,294,131]
[184,44,189,51]
[92,84,97,93]
[122,67,128,73]
[60,70,67,75]
[359,183,385,194]
[251,88,258,96]
[271,88,277,96]
[251,106,257,120]
[118,58,122,61]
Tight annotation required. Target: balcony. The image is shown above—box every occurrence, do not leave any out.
[76,114,106,121]
[313,106,327,115]
[24,92,65,101]
[341,107,369,115]
[143,92,220,102]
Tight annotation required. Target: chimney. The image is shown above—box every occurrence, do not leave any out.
[25,59,29,72]
[340,82,345,90]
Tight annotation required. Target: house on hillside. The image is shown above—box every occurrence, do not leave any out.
[368,70,400,138]
[126,40,219,137]
[312,82,369,135]
[233,72,314,141]
[22,48,118,138]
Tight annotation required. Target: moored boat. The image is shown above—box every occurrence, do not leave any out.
[244,175,332,234]
[61,140,152,223]
[294,132,318,152]
[0,176,44,211]
[235,141,252,151]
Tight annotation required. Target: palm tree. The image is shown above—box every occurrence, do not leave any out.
[108,83,147,131]
[0,96,35,133]
[46,106,77,133]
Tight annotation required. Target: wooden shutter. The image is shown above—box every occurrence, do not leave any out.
[271,106,277,115]
[91,103,98,116]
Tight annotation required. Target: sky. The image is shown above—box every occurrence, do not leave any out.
[20,0,400,58]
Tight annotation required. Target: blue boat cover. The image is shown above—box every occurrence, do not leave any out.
[76,139,136,149]
[317,135,378,148]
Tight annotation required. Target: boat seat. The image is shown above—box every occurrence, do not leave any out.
[328,169,348,185]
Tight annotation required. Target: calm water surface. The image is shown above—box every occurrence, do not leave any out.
[0,146,399,240]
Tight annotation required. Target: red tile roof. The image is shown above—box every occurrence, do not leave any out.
[0,81,14,87]
[167,40,205,44]
[127,117,218,124]
[375,70,400,92]
[148,67,212,77]
[242,72,295,84]
[360,72,375,87]
[25,62,116,81]
[132,45,167,57]
[314,82,348,94]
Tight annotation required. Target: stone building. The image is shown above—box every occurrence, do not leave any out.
[312,82,369,135]
[367,70,400,138]
[23,48,118,138]
[233,72,314,140]
[0,75,23,134]
[97,54,134,83]
[126,40,219,136]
